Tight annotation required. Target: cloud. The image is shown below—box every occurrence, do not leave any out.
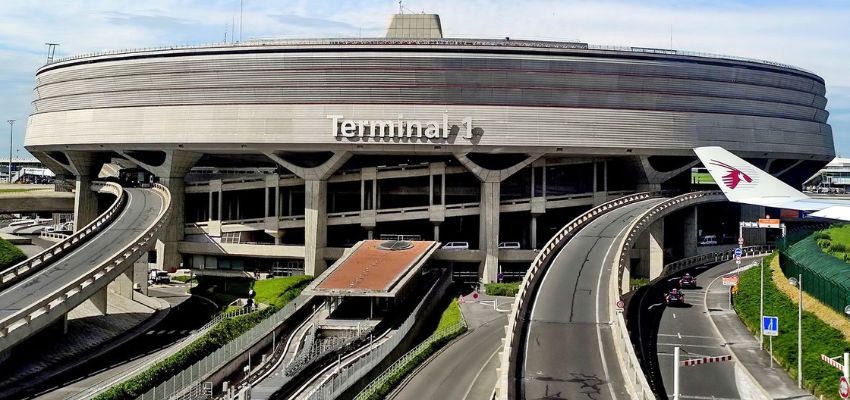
[0,0,847,155]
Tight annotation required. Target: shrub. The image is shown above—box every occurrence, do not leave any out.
[828,242,847,253]
[96,276,312,400]
[817,238,831,249]
[485,281,521,296]
[813,232,831,241]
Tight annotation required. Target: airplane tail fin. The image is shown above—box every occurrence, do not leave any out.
[693,147,808,207]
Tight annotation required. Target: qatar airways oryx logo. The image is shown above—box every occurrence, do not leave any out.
[710,159,756,190]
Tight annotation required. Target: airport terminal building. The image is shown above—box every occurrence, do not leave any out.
[24,14,834,283]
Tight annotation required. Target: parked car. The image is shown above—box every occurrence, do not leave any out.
[442,242,470,250]
[498,242,521,249]
[154,271,171,284]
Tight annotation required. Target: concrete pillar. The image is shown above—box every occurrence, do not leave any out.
[108,267,135,299]
[83,286,108,316]
[741,204,767,245]
[530,215,538,249]
[433,223,440,242]
[73,174,98,230]
[683,206,698,258]
[367,229,374,240]
[636,219,664,279]
[133,258,149,296]
[157,176,185,272]
[479,181,500,283]
[208,190,213,221]
[304,179,328,275]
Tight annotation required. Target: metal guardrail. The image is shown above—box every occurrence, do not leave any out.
[0,183,169,345]
[38,231,70,240]
[137,295,314,400]
[662,245,776,277]
[497,191,664,399]
[354,319,467,400]
[299,272,450,400]
[69,306,258,400]
[0,181,125,290]
[616,191,726,295]
[44,38,815,76]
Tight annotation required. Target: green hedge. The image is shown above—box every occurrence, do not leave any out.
[0,237,26,269]
[95,277,313,400]
[356,299,467,400]
[734,254,850,399]
[485,281,521,297]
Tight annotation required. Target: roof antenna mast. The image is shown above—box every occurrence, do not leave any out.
[399,0,403,14]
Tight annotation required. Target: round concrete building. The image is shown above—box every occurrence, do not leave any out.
[25,14,834,283]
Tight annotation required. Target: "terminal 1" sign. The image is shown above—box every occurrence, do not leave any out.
[328,114,480,142]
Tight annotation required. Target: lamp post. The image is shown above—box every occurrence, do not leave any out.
[789,274,802,388]
[7,120,13,183]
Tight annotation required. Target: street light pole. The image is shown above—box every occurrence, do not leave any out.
[759,257,764,347]
[7,120,13,183]
[797,273,802,388]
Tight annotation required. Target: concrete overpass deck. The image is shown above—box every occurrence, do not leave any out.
[0,187,167,353]
[0,190,73,213]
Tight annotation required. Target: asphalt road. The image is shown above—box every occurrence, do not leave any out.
[394,294,510,400]
[655,262,742,399]
[0,188,163,319]
[521,198,664,400]
[27,288,216,400]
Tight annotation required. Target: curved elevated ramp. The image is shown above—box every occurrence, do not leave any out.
[0,186,170,353]
[520,199,664,399]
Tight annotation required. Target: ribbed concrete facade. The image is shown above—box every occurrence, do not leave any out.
[26,40,833,159]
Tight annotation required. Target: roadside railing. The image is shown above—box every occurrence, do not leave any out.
[0,181,125,291]
[299,272,450,400]
[137,295,314,400]
[497,191,664,399]
[616,191,726,295]
[354,318,467,400]
[0,183,170,350]
[662,245,776,277]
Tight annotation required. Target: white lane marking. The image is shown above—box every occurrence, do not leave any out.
[658,333,718,339]
[678,332,682,339]
[462,345,501,400]
[595,205,648,400]
[673,313,677,319]
[647,303,664,310]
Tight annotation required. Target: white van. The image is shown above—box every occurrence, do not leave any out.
[698,235,718,246]
[442,242,470,250]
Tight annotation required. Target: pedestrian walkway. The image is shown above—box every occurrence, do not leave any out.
[705,261,815,400]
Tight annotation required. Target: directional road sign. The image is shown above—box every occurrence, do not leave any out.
[734,247,743,257]
[723,275,739,286]
[763,316,779,336]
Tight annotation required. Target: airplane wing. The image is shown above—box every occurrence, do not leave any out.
[693,146,849,221]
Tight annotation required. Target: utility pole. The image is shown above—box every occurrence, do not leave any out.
[239,0,243,41]
[7,120,13,183]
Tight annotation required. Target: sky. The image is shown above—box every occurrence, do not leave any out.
[1,0,848,159]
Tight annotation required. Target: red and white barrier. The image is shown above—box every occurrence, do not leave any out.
[680,354,733,367]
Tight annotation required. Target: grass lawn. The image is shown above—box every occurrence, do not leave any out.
[814,225,850,261]
[691,172,715,184]
[0,237,26,269]
[253,275,314,308]
[735,253,850,398]
[436,298,463,331]
[0,188,38,193]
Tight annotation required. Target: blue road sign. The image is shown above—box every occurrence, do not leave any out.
[763,316,779,336]
[734,247,743,257]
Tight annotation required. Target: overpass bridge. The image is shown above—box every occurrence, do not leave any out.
[0,190,73,213]
[0,182,170,355]
[498,191,726,399]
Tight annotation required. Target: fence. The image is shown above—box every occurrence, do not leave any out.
[297,272,450,400]
[662,245,776,277]
[780,235,850,316]
[136,296,313,400]
[354,319,467,400]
